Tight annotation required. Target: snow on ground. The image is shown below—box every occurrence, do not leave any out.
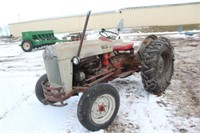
[0,32,200,133]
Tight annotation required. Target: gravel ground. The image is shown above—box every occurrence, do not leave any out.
[164,33,200,132]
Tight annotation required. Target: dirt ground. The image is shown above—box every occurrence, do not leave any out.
[104,33,200,133]
[165,33,200,132]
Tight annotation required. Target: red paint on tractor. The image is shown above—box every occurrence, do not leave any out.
[113,43,133,51]
[103,54,109,65]
[98,104,105,112]
[99,36,112,42]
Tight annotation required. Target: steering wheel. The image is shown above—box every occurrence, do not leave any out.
[99,28,119,40]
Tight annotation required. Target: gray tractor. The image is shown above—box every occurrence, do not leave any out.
[35,11,174,131]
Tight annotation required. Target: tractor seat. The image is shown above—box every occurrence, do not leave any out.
[113,43,133,51]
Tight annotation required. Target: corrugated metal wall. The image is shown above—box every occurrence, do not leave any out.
[9,2,200,37]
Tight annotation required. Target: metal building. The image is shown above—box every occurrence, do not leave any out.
[9,2,200,37]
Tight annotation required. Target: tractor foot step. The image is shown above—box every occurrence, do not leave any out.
[117,70,135,78]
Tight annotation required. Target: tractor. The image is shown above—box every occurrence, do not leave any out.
[35,11,174,131]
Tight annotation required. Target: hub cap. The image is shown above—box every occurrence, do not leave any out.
[91,94,115,124]
[23,42,31,50]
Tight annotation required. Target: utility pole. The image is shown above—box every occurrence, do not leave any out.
[4,25,9,36]
[17,14,20,22]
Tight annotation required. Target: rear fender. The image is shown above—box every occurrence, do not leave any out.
[135,35,157,61]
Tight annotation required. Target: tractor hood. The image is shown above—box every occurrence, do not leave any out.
[44,39,123,61]
[43,39,123,92]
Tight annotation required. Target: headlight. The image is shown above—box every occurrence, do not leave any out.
[72,56,80,65]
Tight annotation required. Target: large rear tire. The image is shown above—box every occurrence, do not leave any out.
[140,37,174,95]
[77,83,120,131]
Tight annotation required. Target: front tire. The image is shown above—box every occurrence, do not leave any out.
[77,83,120,131]
[21,40,33,52]
[140,37,174,95]
[35,74,48,105]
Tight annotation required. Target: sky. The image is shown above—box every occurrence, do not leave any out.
[0,0,199,26]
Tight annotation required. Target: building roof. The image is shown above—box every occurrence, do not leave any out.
[9,1,200,25]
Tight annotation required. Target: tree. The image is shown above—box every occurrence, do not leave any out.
[0,26,3,36]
